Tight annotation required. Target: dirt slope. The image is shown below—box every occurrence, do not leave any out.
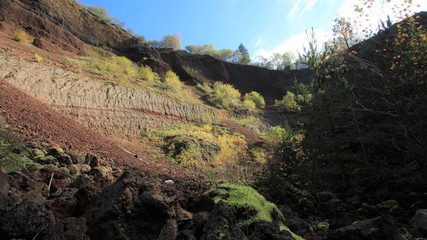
[0,0,170,74]
[0,79,188,178]
[0,54,213,140]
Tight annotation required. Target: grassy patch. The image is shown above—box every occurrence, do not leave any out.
[65,52,201,103]
[142,124,249,180]
[207,183,302,240]
[231,115,268,134]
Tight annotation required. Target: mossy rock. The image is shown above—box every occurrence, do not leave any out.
[34,155,58,165]
[0,153,35,173]
[31,148,45,159]
[47,146,65,156]
[206,184,303,240]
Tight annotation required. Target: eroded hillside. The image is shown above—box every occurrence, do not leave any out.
[1,0,425,239]
[0,55,213,139]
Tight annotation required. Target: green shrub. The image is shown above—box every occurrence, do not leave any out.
[163,71,183,92]
[208,82,241,110]
[274,91,301,111]
[114,56,137,78]
[196,82,213,95]
[231,115,267,134]
[86,6,112,23]
[68,53,141,84]
[244,91,266,108]
[263,125,289,146]
[242,99,257,111]
[138,65,157,81]
[12,30,31,43]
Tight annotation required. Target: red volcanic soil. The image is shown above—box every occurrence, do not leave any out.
[0,79,189,178]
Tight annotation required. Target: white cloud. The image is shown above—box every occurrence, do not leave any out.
[252,28,331,59]
[288,0,302,18]
[255,37,265,47]
[288,0,318,19]
[299,0,318,18]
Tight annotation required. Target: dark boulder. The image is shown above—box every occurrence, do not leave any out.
[201,201,247,240]
[249,221,294,240]
[0,201,55,239]
[410,209,427,236]
[328,214,413,240]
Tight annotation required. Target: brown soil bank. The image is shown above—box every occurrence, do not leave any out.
[0,55,213,140]
[0,79,188,177]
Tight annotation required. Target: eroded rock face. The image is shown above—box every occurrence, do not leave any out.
[0,57,213,139]
[0,0,168,73]
[160,49,314,103]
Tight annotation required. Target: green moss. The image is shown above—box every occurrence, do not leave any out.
[207,184,303,240]
[32,148,45,158]
[0,130,30,172]
[1,153,35,173]
[0,129,42,173]
[317,221,330,230]
[34,155,58,165]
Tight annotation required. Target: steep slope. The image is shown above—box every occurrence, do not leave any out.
[0,0,170,74]
[0,55,213,140]
[0,0,311,102]
[0,79,188,177]
[160,49,314,102]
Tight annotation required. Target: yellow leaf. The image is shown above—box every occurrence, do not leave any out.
[354,5,362,13]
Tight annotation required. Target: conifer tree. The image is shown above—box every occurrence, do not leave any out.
[238,43,250,64]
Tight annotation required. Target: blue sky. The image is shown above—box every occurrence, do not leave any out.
[78,0,426,59]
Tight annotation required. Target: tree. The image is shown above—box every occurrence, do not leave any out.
[147,40,161,48]
[332,17,358,49]
[148,34,181,50]
[238,43,250,64]
[185,44,216,55]
[185,45,198,54]
[86,6,112,23]
[217,49,235,62]
[253,52,295,70]
[162,34,181,50]
[302,7,427,194]
[298,28,322,69]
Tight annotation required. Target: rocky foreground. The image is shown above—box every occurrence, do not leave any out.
[0,136,307,240]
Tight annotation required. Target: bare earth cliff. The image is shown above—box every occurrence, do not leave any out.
[0,55,212,139]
